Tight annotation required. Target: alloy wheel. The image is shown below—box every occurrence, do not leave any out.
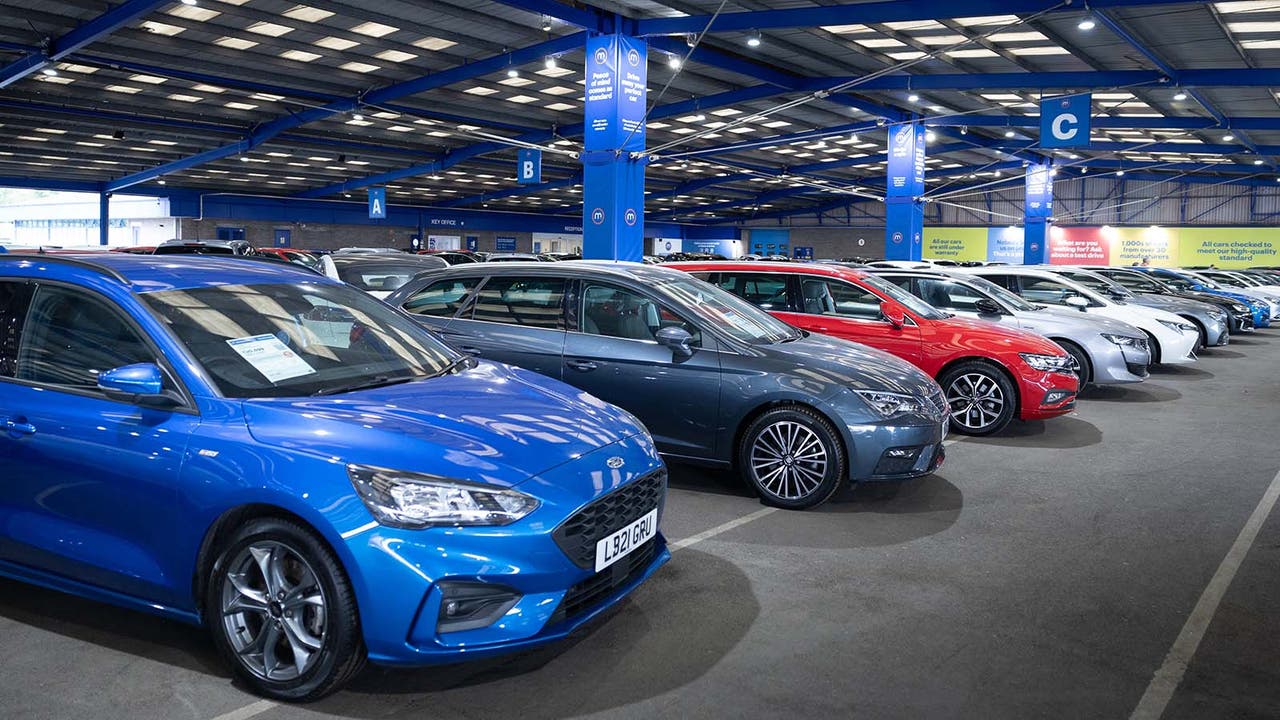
[220,541,328,682]
[749,420,829,501]
[946,372,1006,432]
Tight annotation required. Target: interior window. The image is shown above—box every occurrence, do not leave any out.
[468,276,566,329]
[402,278,480,318]
[0,282,34,378]
[580,284,700,345]
[916,278,984,311]
[800,278,882,320]
[715,273,792,311]
[1019,278,1087,306]
[16,286,158,390]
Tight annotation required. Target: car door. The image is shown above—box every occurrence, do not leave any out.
[437,274,568,380]
[768,274,925,366]
[0,282,200,607]
[561,281,722,459]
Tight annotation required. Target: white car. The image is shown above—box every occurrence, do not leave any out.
[867,260,938,270]
[961,267,1199,365]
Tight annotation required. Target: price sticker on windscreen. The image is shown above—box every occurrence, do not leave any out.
[226,334,316,383]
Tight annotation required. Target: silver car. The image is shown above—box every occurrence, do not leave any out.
[1052,267,1230,351]
[868,268,1151,386]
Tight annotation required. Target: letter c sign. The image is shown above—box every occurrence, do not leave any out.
[1040,94,1091,149]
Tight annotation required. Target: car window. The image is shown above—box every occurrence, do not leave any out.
[799,278,882,319]
[878,275,913,292]
[401,277,480,318]
[0,281,35,378]
[16,285,160,391]
[977,274,1018,291]
[334,261,445,293]
[1019,277,1091,307]
[1104,271,1160,292]
[714,272,792,311]
[468,276,566,329]
[915,278,987,311]
[580,283,701,346]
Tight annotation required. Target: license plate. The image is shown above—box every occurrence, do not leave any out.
[594,508,658,573]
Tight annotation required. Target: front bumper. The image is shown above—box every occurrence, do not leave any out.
[343,436,671,666]
[844,416,948,483]
[1086,336,1150,385]
[1015,365,1079,421]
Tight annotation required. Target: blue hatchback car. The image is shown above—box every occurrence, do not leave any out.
[0,254,669,701]
[1135,267,1272,328]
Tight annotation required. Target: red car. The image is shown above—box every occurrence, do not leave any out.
[254,247,317,264]
[670,262,1079,435]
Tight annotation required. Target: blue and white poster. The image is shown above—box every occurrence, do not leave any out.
[368,187,386,219]
[1025,163,1053,219]
[496,236,517,252]
[517,148,541,184]
[1040,94,1091,149]
[584,34,647,152]
[465,235,478,251]
[886,123,925,198]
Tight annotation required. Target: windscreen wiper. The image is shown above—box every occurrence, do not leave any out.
[311,374,418,396]
[430,355,475,377]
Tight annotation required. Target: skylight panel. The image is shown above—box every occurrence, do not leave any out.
[214,36,258,50]
[541,85,576,95]
[339,61,380,73]
[56,63,97,74]
[411,36,456,50]
[345,119,373,126]
[351,21,398,38]
[883,20,945,31]
[281,50,322,62]
[1241,39,1280,48]
[375,49,418,63]
[225,101,259,110]
[946,48,999,57]
[545,102,576,111]
[129,74,167,84]
[246,22,295,37]
[915,34,967,44]
[954,15,1020,25]
[463,86,499,95]
[387,125,413,132]
[820,24,872,34]
[854,38,906,48]
[499,76,535,86]
[761,120,791,128]
[192,84,225,93]
[167,4,220,21]
[167,93,203,103]
[887,51,927,59]
[315,36,359,50]
[140,20,184,36]
[507,95,538,103]
[1008,46,1070,55]
[250,93,285,102]
[1215,2,1280,13]
[282,5,334,22]
[988,31,1048,42]
[38,75,74,85]
[537,66,574,78]
[105,85,143,94]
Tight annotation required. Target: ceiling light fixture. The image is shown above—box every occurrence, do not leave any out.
[746,30,762,48]
[541,17,552,32]
[240,155,249,162]
[849,132,858,142]
[40,67,57,77]
[507,67,520,78]
[1223,133,1235,142]
[668,55,682,70]
[352,112,364,121]
[691,113,706,122]
[157,179,166,184]
[544,55,557,70]
[181,0,197,5]
[1255,159,1265,165]
[1115,169,1125,176]
[924,130,936,143]
[907,93,920,103]
[1005,130,1015,138]
[1078,17,1096,31]
[1173,91,1187,101]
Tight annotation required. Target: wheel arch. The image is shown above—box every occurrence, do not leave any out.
[730,399,851,477]
[1048,337,1091,385]
[936,356,1023,418]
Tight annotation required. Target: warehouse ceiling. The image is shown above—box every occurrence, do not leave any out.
[0,0,1277,222]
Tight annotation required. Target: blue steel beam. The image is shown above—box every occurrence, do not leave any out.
[438,174,584,208]
[635,0,1196,36]
[926,115,1280,131]
[793,68,1280,92]
[104,33,588,192]
[0,176,103,192]
[0,0,170,89]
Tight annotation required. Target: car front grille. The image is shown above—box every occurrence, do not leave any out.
[925,388,948,419]
[553,468,667,569]
[548,538,659,626]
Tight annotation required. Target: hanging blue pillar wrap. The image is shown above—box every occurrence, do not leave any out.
[884,123,925,261]
[99,193,109,246]
[582,33,646,262]
[1024,163,1053,264]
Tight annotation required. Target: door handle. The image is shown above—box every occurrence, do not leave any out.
[456,345,483,356]
[566,359,599,372]
[5,419,36,436]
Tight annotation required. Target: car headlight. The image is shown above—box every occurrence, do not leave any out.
[348,464,540,529]
[1157,319,1196,333]
[1101,333,1142,347]
[1019,352,1074,372]
[854,390,924,418]
[1231,303,1248,313]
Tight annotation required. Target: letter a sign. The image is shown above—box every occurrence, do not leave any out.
[1040,93,1091,149]
[517,148,542,185]
[368,187,386,219]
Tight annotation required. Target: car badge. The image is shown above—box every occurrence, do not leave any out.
[606,456,625,469]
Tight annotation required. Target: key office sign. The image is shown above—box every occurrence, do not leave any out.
[1040,94,1092,149]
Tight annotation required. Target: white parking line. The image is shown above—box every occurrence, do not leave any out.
[1129,464,1280,720]
[209,699,276,720]
[669,507,778,551]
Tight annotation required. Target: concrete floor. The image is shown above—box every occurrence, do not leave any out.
[2,333,1279,720]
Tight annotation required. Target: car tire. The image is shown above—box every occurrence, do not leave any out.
[1142,331,1162,365]
[737,406,845,510]
[1181,316,1206,354]
[206,517,365,702]
[1055,340,1092,386]
[939,361,1017,436]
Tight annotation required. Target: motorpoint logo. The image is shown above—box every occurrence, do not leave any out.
[591,208,605,225]
[594,47,608,65]
[893,126,912,146]
[627,48,640,67]
[892,231,904,244]
[624,208,637,226]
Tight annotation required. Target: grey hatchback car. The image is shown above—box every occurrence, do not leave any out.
[386,262,949,509]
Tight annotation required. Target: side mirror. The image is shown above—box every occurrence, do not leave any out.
[880,301,907,330]
[973,298,1004,315]
[655,326,695,358]
[1064,296,1090,311]
[97,363,181,408]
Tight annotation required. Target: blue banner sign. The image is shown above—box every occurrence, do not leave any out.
[517,148,542,184]
[1025,163,1053,219]
[368,187,386,219]
[584,34,647,152]
[886,123,925,198]
[1040,94,1092,148]
[496,236,517,252]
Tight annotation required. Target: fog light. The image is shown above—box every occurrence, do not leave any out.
[885,448,915,458]
[1043,390,1072,405]
[437,582,521,633]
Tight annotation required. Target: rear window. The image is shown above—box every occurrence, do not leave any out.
[402,278,480,318]
[466,276,566,329]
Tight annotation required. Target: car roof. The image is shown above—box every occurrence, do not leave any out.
[0,252,335,293]
[663,260,872,280]
[399,258,698,285]
[330,254,446,266]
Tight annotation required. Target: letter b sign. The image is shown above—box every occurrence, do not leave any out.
[517,148,542,185]
[1040,94,1091,149]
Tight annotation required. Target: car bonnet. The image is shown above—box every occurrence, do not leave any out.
[760,332,942,398]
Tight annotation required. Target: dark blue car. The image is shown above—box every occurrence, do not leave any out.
[0,254,668,701]
[1136,267,1272,328]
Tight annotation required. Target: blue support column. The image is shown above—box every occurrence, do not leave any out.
[884,123,924,261]
[1023,163,1053,264]
[581,33,647,262]
[99,193,110,246]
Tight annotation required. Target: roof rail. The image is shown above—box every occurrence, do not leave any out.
[0,253,129,284]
